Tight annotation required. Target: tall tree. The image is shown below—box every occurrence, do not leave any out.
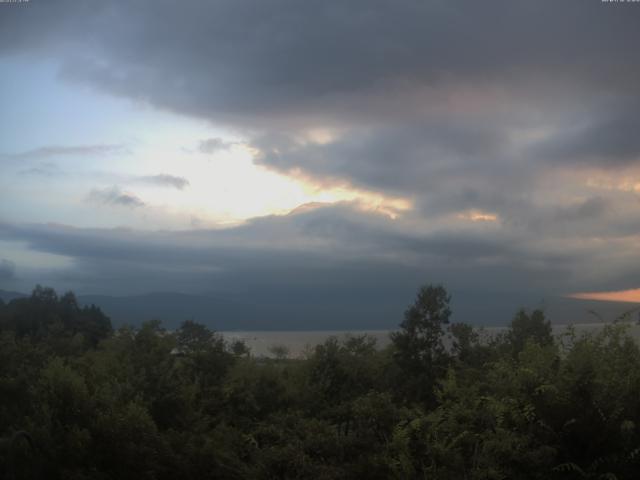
[391,284,451,406]
[507,308,552,355]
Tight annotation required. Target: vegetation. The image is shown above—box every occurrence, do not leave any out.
[2,284,640,479]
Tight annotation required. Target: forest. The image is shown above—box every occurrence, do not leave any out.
[1,284,640,479]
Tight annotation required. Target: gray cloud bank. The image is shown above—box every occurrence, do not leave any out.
[2,1,638,121]
[1,199,639,325]
[0,259,16,282]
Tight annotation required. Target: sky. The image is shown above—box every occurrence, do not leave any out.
[1,0,640,326]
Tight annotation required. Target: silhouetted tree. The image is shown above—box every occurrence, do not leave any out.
[507,308,552,355]
[3,284,640,479]
[391,284,452,406]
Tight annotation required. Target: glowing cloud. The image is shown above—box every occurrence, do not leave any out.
[569,288,640,303]
[303,186,412,220]
[456,209,499,222]
[176,149,413,224]
[586,176,640,193]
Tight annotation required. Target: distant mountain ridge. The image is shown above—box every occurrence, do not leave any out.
[78,291,291,330]
[0,289,27,302]
[0,289,293,330]
[1,288,638,331]
[1,288,408,330]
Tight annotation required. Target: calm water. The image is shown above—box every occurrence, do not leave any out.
[222,322,640,358]
[220,330,393,357]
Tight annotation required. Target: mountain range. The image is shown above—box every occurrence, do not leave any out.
[1,288,638,331]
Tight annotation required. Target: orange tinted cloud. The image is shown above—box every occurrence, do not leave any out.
[569,288,640,303]
[456,209,499,222]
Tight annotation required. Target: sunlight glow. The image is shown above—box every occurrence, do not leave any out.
[129,140,412,227]
[586,175,640,193]
[0,64,413,230]
[304,127,340,145]
[569,288,640,303]
[456,209,499,222]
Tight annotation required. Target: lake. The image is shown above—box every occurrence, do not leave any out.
[222,322,640,358]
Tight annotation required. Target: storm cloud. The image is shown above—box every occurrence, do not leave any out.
[0,198,637,325]
[2,1,638,119]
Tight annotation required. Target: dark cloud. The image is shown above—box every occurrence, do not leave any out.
[1,1,638,122]
[0,201,636,324]
[88,186,145,208]
[534,101,640,166]
[511,197,616,240]
[0,200,632,293]
[136,174,190,190]
[0,259,16,282]
[251,120,514,194]
[552,197,610,224]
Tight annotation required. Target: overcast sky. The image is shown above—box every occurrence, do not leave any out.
[1,0,640,325]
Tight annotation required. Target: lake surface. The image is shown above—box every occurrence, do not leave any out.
[220,330,393,357]
[222,322,640,358]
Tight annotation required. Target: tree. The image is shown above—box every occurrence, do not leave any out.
[449,322,479,363]
[31,285,58,304]
[391,284,452,406]
[507,309,552,355]
[176,320,216,355]
[174,320,234,415]
[268,344,291,360]
[230,339,251,358]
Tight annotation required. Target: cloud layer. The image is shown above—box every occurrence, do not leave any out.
[2,0,640,322]
[0,259,16,282]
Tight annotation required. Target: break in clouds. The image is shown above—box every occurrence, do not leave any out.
[1,0,640,324]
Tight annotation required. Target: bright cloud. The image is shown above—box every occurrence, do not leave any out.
[569,289,640,304]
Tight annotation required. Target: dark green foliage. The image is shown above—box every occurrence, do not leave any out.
[507,308,553,355]
[2,284,640,479]
[391,284,452,406]
[0,286,112,349]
